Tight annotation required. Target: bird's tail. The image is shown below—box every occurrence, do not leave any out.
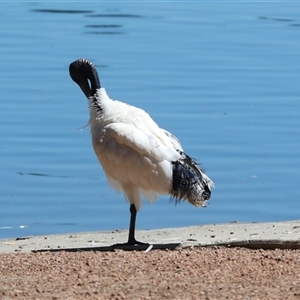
[170,153,214,207]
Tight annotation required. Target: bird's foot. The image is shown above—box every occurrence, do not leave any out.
[128,238,148,246]
[112,239,150,250]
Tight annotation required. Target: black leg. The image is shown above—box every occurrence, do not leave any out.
[112,204,148,248]
[127,204,146,245]
[127,203,137,244]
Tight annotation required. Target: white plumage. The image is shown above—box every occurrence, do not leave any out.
[69,58,214,246]
[90,89,182,211]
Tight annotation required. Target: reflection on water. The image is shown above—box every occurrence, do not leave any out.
[85,31,124,35]
[86,13,143,18]
[85,25,123,28]
[0,2,300,239]
[31,9,94,14]
[18,172,71,179]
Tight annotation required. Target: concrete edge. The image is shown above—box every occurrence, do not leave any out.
[0,220,300,253]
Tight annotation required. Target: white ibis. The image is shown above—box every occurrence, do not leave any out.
[69,58,214,246]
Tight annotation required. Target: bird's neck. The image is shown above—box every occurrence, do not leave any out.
[88,88,109,119]
[88,88,112,131]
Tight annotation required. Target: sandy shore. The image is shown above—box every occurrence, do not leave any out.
[1,221,300,299]
[1,247,300,299]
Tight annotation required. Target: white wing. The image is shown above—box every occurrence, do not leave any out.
[104,123,180,163]
[92,120,181,209]
[162,129,183,152]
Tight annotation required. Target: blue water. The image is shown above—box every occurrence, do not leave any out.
[1,2,300,239]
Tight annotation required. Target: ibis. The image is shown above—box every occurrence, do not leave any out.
[69,58,214,246]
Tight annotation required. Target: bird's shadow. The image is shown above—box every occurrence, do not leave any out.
[33,243,181,253]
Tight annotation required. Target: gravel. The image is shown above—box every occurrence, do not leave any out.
[1,246,300,299]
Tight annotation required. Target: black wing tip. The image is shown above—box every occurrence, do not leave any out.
[170,159,212,207]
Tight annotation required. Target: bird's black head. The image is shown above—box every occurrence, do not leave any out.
[69,59,101,98]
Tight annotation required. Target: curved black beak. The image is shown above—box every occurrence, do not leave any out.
[69,59,101,98]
